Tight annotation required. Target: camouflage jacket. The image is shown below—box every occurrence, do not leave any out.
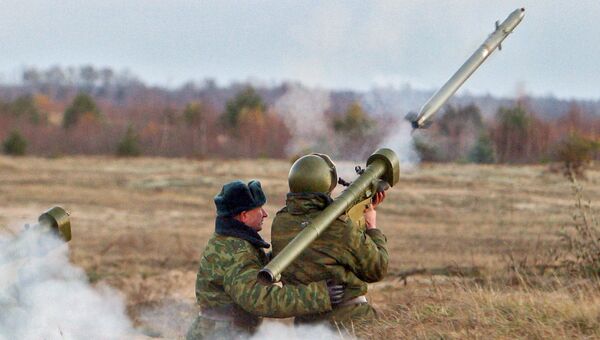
[271,193,388,321]
[194,217,332,331]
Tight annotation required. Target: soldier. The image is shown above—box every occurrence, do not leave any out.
[186,179,344,340]
[271,154,388,327]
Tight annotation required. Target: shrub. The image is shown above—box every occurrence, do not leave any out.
[63,93,101,128]
[437,104,484,161]
[469,132,496,164]
[553,132,599,179]
[11,95,42,124]
[2,130,28,156]
[183,101,205,126]
[559,178,600,277]
[116,126,141,157]
[332,102,378,159]
[413,136,440,162]
[491,105,549,163]
[223,87,265,129]
[333,102,375,136]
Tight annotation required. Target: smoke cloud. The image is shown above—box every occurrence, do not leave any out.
[250,320,344,340]
[136,299,197,338]
[361,87,422,170]
[0,225,348,340]
[273,83,333,155]
[0,226,136,340]
[377,119,420,171]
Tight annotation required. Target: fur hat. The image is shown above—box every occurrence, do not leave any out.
[214,180,267,217]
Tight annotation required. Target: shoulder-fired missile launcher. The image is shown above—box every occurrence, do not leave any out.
[258,148,399,284]
[259,8,526,284]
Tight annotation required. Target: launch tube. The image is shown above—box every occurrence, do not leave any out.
[409,8,525,129]
[258,148,399,284]
[0,206,71,266]
[38,206,72,242]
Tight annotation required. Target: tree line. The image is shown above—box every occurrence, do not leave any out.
[0,87,290,158]
[1,66,599,168]
[413,100,600,176]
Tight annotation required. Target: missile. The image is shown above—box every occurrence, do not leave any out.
[408,8,525,129]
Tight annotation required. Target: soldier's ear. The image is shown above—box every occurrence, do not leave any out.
[235,210,248,224]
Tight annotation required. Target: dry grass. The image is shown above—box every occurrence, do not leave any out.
[2,155,600,338]
[364,278,600,339]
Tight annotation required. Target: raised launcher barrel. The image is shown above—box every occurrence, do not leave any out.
[258,148,399,284]
[407,8,525,129]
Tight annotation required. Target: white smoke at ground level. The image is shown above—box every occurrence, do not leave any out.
[250,320,346,340]
[0,227,137,340]
[136,298,198,338]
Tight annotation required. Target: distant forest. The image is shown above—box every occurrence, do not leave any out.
[1,65,599,164]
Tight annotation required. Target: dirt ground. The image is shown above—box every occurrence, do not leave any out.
[2,155,599,338]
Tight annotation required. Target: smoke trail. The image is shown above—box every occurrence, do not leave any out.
[0,226,136,340]
[361,87,422,171]
[377,118,420,171]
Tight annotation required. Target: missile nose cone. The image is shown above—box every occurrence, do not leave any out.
[504,8,525,32]
[512,8,525,16]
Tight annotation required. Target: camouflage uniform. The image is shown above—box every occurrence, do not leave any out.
[187,220,333,340]
[271,192,388,326]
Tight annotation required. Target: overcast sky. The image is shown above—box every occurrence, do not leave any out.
[1,1,599,100]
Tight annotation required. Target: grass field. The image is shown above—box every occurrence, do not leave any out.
[2,155,600,338]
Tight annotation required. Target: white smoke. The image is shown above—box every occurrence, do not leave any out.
[360,86,422,171]
[136,299,197,338]
[250,320,346,340]
[273,83,333,155]
[377,118,420,172]
[0,226,136,340]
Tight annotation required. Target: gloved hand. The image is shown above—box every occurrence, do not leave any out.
[326,280,345,306]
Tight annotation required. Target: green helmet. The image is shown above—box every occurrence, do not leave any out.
[288,153,337,193]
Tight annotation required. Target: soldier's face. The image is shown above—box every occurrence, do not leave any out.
[241,206,268,232]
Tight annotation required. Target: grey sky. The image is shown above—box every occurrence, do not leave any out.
[1,1,599,99]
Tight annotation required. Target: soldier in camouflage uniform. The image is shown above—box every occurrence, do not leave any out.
[271,154,388,327]
[186,180,344,340]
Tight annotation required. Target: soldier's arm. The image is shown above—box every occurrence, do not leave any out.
[343,219,389,283]
[223,246,332,318]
